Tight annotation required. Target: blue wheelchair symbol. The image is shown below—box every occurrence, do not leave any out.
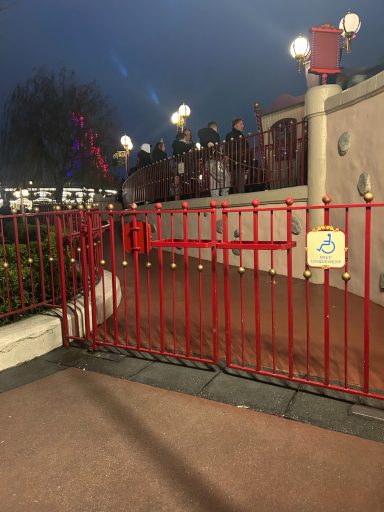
[316,233,336,254]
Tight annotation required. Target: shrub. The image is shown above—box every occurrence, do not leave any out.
[0,231,74,325]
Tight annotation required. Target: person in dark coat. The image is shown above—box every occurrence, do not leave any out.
[151,141,167,163]
[136,143,152,168]
[198,121,221,148]
[172,129,194,156]
[225,118,250,193]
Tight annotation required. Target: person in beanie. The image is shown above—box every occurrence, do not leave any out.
[136,143,152,168]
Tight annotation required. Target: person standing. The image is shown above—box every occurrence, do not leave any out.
[151,141,167,163]
[225,118,250,193]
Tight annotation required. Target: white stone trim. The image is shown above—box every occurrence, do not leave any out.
[0,271,121,371]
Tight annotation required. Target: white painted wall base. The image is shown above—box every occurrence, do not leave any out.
[0,271,121,372]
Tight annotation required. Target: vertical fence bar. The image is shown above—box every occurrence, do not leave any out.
[86,209,98,351]
[156,203,165,352]
[239,211,245,365]
[131,207,142,349]
[144,213,152,350]
[210,201,218,363]
[344,207,349,388]
[222,201,231,366]
[12,215,25,309]
[170,212,177,353]
[182,202,191,357]
[305,208,311,378]
[252,200,261,371]
[108,208,119,345]
[120,212,129,345]
[323,196,331,386]
[286,198,294,377]
[270,209,276,372]
[363,195,373,393]
[198,211,203,356]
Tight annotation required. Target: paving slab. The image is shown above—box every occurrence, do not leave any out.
[201,372,296,415]
[131,361,218,394]
[73,354,152,379]
[42,346,88,366]
[1,369,384,512]
[284,391,384,443]
[0,358,64,393]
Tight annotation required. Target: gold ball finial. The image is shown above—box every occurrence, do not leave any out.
[268,268,276,277]
[122,260,128,267]
[76,247,81,253]
[238,266,246,275]
[33,207,40,213]
[78,204,84,210]
[364,192,374,203]
[197,263,204,272]
[342,272,351,282]
[70,257,76,264]
[107,203,114,211]
[145,261,152,269]
[55,205,61,211]
[170,262,177,271]
[48,256,54,263]
[2,261,9,269]
[27,257,33,264]
[100,259,106,266]
[303,269,312,280]
[86,204,92,210]
[322,195,332,205]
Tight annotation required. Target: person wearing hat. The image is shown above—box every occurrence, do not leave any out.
[136,143,152,168]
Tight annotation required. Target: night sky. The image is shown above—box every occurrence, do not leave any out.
[0,0,383,157]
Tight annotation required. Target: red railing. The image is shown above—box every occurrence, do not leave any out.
[0,208,104,323]
[55,196,384,401]
[122,120,307,205]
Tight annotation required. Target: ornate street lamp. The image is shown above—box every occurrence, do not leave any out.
[339,10,361,53]
[120,134,133,178]
[171,103,191,132]
[290,35,311,72]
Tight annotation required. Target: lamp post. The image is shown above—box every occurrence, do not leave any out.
[171,103,191,133]
[290,11,361,81]
[120,134,133,178]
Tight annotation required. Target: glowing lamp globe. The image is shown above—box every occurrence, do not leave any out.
[178,103,191,118]
[339,11,361,53]
[171,111,180,125]
[120,135,133,151]
[290,35,311,71]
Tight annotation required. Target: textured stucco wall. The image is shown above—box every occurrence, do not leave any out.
[325,72,384,305]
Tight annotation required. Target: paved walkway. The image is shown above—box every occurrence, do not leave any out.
[0,348,384,511]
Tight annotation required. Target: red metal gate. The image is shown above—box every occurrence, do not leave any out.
[54,195,384,401]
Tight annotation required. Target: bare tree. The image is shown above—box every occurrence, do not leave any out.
[0,68,118,201]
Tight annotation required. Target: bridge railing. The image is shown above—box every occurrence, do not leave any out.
[122,120,307,205]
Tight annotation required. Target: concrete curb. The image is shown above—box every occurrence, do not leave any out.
[0,271,121,371]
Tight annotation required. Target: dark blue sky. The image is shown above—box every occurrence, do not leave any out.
[0,0,383,154]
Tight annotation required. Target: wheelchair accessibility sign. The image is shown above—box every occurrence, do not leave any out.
[307,226,346,269]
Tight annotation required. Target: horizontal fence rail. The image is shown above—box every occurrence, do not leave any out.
[122,121,307,205]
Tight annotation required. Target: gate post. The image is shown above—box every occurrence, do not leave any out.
[54,210,70,348]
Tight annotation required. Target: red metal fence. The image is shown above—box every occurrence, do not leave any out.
[122,120,307,205]
[0,208,103,324]
[2,195,384,402]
